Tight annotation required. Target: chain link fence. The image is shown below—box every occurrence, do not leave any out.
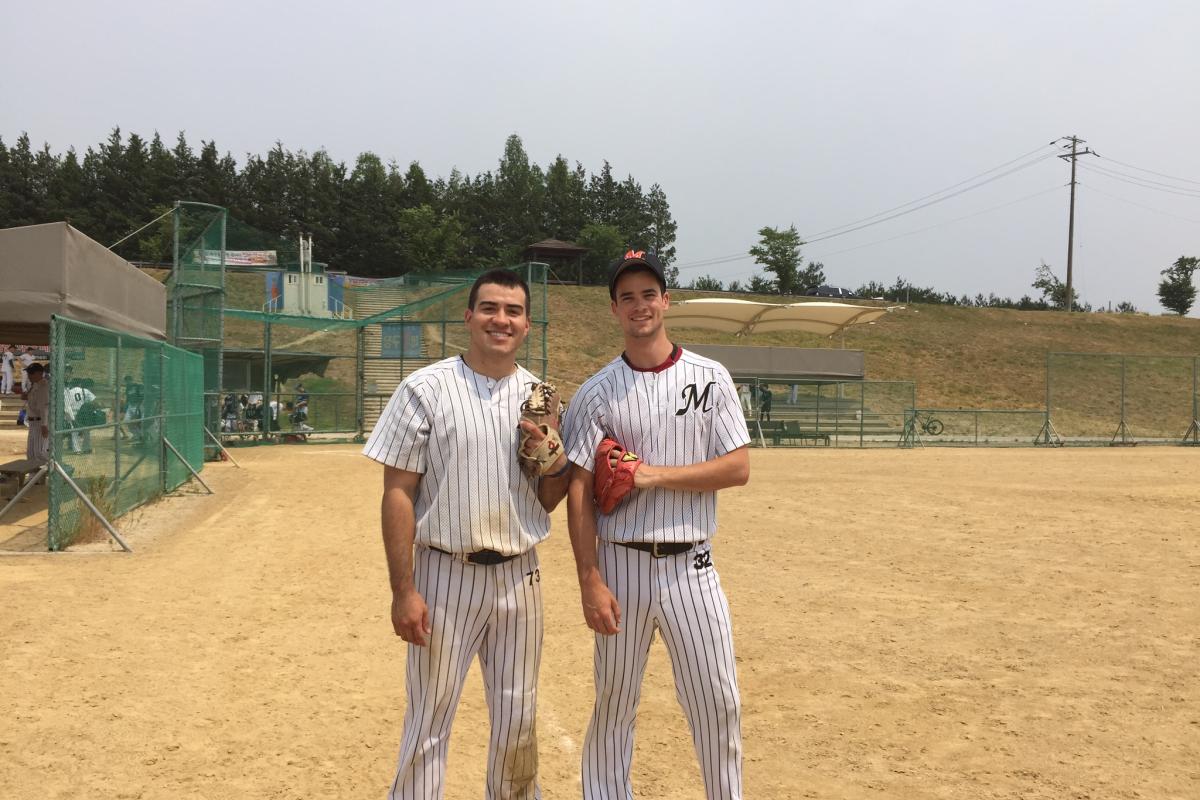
[742,379,916,448]
[1046,352,1200,445]
[48,316,204,550]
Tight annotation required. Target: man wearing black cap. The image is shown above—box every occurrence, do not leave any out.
[562,249,751,799]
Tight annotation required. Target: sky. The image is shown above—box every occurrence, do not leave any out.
[4,0,1200,315]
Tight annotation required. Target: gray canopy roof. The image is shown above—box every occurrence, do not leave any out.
[0,222,167,343]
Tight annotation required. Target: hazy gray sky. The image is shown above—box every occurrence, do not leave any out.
[5,0,1199,314]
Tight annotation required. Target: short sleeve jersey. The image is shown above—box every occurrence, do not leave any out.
[562,347,750,544]
[362,356,549,556]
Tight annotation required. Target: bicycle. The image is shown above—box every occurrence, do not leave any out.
[912,410,944,436]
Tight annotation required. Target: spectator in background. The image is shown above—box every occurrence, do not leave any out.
[294,382,310,423]
[19,348,35,393]
[1,346,14,395]
[222,394,240,432]
[759,383,773,423]
[24,363,50,463]
[737,383,752,415]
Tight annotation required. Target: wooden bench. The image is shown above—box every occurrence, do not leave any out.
[0,458,47,498]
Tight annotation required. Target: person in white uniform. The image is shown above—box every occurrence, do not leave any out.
[19,348,35,393]
[562,251,751,800]
[1,347,14,395]
[363,269,570,800]
[23,362,50,463]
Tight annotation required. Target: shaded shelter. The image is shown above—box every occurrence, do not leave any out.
[665,298,894,338]
[0,222,166,343]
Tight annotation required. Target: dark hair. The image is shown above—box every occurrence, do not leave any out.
[27,363,45,375]
[467,269,530,315]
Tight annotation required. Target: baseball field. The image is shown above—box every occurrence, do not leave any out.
[1,436,1197,799]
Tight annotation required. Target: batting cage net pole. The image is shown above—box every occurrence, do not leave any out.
[163,437,214,495]
[52,460,132,552]
[0,464,50,525]
[203,426,241,467]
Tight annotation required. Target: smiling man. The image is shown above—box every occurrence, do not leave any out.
[364,269,569,800]
[562,251,752,799]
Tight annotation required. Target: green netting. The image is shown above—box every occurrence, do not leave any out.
[215,262,548,445]
[48,316,204,550]
[168,202,227,449]
[1047,352,1200,444]
[743,379,915,448]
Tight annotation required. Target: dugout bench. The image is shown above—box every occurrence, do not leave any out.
[0,458,45,498]
[753,420,832,447]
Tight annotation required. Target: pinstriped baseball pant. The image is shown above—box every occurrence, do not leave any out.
[388,545,543,800]
[583,541,743,800]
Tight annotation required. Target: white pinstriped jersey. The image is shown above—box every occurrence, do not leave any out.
[363,356,549,555]
[563,347,750,544]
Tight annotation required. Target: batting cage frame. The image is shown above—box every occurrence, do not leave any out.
[0,315,207,551]
[160,201,549,452]
[1041,352,1200,446]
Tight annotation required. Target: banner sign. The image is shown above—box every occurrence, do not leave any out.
[193,249,278,267]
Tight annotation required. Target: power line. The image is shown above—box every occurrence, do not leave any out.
[807,185,1065,259]
[672,144,1058,272]
[1080,182,1200,224]
[805,144,1055,238]
[1097,155,1200,187]
[1075,163,1200,199]
[1078,163,1200,198]
[803,154,1058,244]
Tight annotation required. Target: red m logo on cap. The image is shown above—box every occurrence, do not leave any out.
[624,249,645,259]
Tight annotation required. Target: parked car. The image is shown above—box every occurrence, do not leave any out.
[803,285,858,299]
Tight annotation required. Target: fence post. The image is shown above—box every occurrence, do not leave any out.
[114,335,122,497]
[356,326,365,441]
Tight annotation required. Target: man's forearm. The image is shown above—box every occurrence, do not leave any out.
[381,488,418,594]
[535,454,570,511]
[635,446,750,493]
[566,467,602,583]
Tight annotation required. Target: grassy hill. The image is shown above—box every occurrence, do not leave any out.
[144,268,1200,410]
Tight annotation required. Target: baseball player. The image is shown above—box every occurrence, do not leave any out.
[562,250,751,800]
[19,348,35,393]
[1,347,14,395]
[363,268,570,800]
[23,363,50,464]
[63,378,97,454]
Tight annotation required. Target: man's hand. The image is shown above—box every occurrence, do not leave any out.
[391,587,431,646]
[580,573,621,635]
[520,419,566,473]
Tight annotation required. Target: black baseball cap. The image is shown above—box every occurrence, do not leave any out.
[608,249,667,299]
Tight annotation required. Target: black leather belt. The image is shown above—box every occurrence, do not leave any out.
[27,417,42,421]
[615,541,703,558]
[429,546,520,566]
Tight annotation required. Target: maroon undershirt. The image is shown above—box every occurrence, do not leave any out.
[621,344,682,373]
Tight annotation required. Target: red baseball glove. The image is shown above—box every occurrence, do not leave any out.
[593,437,641,514]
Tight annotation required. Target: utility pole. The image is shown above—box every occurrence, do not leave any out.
[1054,136,1096,311]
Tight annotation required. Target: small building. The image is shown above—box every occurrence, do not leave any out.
[522,239,588,284]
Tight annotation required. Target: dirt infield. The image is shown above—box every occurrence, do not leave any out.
[2,444,1197,799]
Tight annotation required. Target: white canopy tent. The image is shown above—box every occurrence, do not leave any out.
[665,298,896,337]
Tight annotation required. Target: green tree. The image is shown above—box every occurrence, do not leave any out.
[1157,256,1198,315]
[543,155,588,240]
[748,274,774,294]
[397,204,467,271]
[797,260,826,290]
[575,222,625,285]
[644,183,678,285]
[748,225,803,295]
[1032,261,1079,310]
[689,275,724,291]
